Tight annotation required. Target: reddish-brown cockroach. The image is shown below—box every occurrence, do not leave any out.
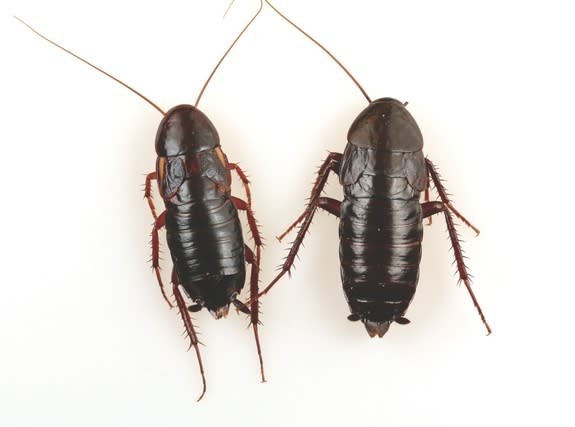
[258,1,491,337]
[16,1,266,401]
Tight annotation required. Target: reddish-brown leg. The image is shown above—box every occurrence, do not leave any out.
[231,196,263,248]
[151,211,173,308]
[227,161,265,380]
[422,201,444,218]
[425,159,480,235]
[243,245,265,382]
[317,197,341,217]
[144,172,158,221]
[230,196,265,381]
[172,270,207,402]
[229,163,262,248]
[258,152,342,298]
[423,171,432,225]
[229,163,253,207]
[276,152,342,241]
[424,158,491,335]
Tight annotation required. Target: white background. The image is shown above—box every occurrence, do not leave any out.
[1,0,574,425]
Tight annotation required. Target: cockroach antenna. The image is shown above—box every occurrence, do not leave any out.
[264,1,372,103]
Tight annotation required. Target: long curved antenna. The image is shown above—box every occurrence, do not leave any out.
[264,1,371,103]
[195,0,264,107]
[14,16,165,116]
[223,0,236,18]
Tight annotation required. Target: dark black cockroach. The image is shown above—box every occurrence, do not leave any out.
[16,2,266,400]
[258,1,491,337]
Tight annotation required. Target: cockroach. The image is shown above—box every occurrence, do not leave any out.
[258,1,491,337]
[16,1,266,400]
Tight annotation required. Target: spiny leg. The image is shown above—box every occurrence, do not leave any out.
[229,163,254,208]
[423,171,432,225]
[424,159,491,335]
[172,272,207,402]
[231,196,263,248]
[230,196,265,381]
[443,208,492,335]
[317,197,341,217]
[151,211,173,308]
[229,161,262,255]
[425,158,479,235]
[144,172,158,221]
[243,245,265,382]
[277,152,342,241]
[258,152,342,298]
[421,201,444,218]
[146,171,172,307]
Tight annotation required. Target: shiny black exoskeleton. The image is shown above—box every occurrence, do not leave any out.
[339,98,427,337]
[148,104,265,399]
[16,8,266,403]
[256,0,490,339]
[155,105,245,318]
[260,97,490,338]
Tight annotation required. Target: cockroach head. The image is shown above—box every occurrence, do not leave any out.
[155,104,220,157]
[347,98,423,152]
